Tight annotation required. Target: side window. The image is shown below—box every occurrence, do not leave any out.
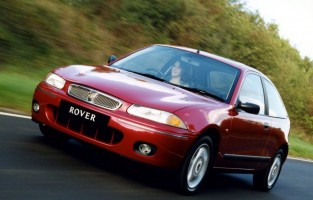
[238,74,265,115]
[263,80,288,118]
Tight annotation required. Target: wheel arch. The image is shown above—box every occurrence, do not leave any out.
[279,143,289,163]
[197,127,221,160]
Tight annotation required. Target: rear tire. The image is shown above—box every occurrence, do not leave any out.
[39,124,70,143]
[177,136,214,195]
[253,149,283,191]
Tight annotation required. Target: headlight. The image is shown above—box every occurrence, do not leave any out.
[45,73,66,89]
[127,104,187,129]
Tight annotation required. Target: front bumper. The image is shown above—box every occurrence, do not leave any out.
[31,82,196,169]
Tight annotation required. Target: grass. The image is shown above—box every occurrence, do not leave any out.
[289,130,313,160]
[0,70,45,114]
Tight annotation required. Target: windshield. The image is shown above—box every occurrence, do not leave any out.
[110,45,240,102]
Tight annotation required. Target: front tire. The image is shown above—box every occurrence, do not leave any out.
[253,149,283,191]
[177,136,213,195]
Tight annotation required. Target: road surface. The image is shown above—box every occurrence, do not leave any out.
[0,113,312,199]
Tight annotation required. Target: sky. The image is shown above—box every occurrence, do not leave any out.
[242,0,313,59]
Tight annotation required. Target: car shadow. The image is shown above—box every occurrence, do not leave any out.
[34,136,255,194]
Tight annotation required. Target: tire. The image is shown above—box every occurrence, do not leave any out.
[177,136,213,195]
[39,124,70,143]
[253,149,283,191]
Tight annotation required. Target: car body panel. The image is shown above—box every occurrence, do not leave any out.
[32,44,290,174]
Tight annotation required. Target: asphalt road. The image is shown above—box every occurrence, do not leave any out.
[0,113,312,200]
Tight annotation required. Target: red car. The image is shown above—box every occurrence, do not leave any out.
[32,44,290,194]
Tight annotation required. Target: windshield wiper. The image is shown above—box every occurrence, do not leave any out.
[115,68,163,82]
[182,87,225,102]
[134,72,165,82]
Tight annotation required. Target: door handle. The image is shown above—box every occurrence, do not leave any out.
[264,122,270,130]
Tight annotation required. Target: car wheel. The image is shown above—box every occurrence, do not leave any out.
[39,124,70,142]
[253,149,283,191]
[177,136,213,195]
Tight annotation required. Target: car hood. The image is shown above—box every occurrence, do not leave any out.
[54,65,223,113]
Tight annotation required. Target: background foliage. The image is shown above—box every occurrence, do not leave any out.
[1,0,313,144]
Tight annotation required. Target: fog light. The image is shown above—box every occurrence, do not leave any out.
[139,144,152,155]
[135,142,156,156]
[33,102,40,112]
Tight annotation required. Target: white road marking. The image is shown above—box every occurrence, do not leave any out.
[0,111,31,119]
[288,156,313,163]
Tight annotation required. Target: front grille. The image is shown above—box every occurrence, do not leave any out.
[55,101,123,144]
[68,84,122,110]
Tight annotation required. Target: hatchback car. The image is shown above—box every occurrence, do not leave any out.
[31,44,290,194]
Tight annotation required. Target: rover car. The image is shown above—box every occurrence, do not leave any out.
[32,44,290,194]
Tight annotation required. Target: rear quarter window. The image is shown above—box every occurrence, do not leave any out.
[263,79,288,118]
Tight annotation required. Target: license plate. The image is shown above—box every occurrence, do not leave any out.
[68,105,97,122]
[57,101,109,130]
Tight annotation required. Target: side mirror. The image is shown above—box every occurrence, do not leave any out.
[237,101,260,115]
[108,55,117,64]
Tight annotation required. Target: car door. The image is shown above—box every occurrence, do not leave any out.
[219,73,271,169]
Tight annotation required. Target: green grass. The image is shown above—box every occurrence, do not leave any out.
[0,71,45,114]
[289,133,313,160]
